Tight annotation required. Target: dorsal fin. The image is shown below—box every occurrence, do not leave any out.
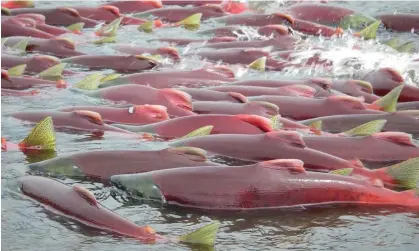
[2,7,11,16]
[67,22,84,34]
[72,186,98,207]
[92,37,117,45]
[209,65,235,78]
[327,95,367,110]
[355,20,381,40]
[350,80,373,93]
[57,7,81,18]
[266,130,306,147]
[372,132,417,147]
[309,120,322,135]
[161,89,193,111]
[247,101,279,114]
[167,147,208,162]
[343,119,387,137]
[235,114,273,132]
[100,73,122,82]
[73,110,104,126]
[12,37,30,52]
[257,159,306,174]
[38,63,66,80]
[228,92,247,103]
[175,13,202,27]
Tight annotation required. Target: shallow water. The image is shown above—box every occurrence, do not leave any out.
[2,1,419,251]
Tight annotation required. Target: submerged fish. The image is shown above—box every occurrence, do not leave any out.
[110,159,419,211]
[18,175,219,245]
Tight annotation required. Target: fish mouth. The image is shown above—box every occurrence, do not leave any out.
[110,173,166,203]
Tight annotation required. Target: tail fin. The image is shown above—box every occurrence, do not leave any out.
[385,157,419,189]
[369,85,403,112]
[175,13,202,29]
[73,73,103,90]
[329,168,354,176]
[19,116,56,151]
[178,221,219,246]
[38,63,66,80]
[248,57,266,72]
[138,20,153,33]
[270,115,283,130]
[92,36,117,45]
[12,37,30,52]
[354,20,381,40]
[7,64,26,77]
[1,7,11,15]
[342,119,387,137]
[177,125,214,140]
[95,17,122,37]
[100,73,122,82]
[67,22,84,34]
[397,42,415,53]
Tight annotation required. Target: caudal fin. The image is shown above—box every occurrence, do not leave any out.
[177,125,214,140]
[369,85,403,112]
[67,22,84,34]
[92,37,117,44]
[100,73,122,82]
[19,116,56,151]
[270,115,283,130]
[95,17,122,37]
[138,20,153,33]
[248,57,266,72]
[385,157,419,189]
[175,13,202,30]
[7,64,26,77]
[73,73,104,90]
[329,168,354,176]
[178,221,220,246]
[339,13,376,30]
[355,20,381,40]
[342,119,387,137]
[38,63,66,80]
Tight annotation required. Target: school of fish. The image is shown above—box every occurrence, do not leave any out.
[2,0,419,248]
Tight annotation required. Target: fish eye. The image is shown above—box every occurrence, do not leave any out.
[128,106,135,114]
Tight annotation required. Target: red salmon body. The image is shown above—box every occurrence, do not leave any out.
[292,19,343,37]
[303,132,419,161]
[28,147,220,180]
[213,13,294,26]
[2,36,85,58]
[89,84,195,117]
[134,5,227,22]
[1,55,60,74]
[331,80,379,103]
[286,3,355,25]
[110,159,419,210]
[72,5,120,22]
[208,84,316,98]
[397,101,419,111]
[111,44,180,61]
[8,110,138,135]
[1,88,40,96]
[19,176,161,241]
[192,101,279,118]
[248,95,385,120]
[60,105,169,125]
[170,131,362,171]
[300,111,419,134]
[201,36,301,51]
[62,55,157,73]
[1,76,65,90]
[356,68,419,102]
[10,7,99,27]
[177,88,247,102]
[1,16,55,38]
[106,0,162,14]
[377,13,419,32]
[115,114,274,138]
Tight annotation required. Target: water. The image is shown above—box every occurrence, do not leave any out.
[2,1,419,250]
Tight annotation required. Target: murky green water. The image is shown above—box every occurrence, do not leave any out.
[2,1,419,251]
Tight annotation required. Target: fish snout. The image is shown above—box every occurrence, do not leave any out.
[110,174,166,203]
